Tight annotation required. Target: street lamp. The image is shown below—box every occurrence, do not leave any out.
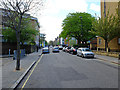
[104,0,106,17]
[79,16,83,44]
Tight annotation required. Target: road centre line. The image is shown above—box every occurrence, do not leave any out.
[21,54,43,90]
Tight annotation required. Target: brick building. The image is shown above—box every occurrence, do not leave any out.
[97,1,120,52]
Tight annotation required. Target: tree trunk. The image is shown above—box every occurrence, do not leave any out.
[16,33,20,70]
[77,39,82,48]
[77,39,81,45]
[105,40,108,52]
[16,15,22,70]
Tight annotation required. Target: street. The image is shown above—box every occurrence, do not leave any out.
[18,49,118,88]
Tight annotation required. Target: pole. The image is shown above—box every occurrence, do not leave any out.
[79,16,83,44]
[9,49,10,57]
[104,0,106,17]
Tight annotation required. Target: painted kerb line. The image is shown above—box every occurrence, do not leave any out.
[21,54,43,90]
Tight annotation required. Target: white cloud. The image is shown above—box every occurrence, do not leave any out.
[39,16,62,41]
[41,0,88,15]
[55,0,88,12]
[38,0,89,42]
[90,3,100,12]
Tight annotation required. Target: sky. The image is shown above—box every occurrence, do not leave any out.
[37,0,101,42]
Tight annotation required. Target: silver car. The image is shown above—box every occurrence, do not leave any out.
[42,47,49,54]
[77,48,94,58]
[52,46,59,52]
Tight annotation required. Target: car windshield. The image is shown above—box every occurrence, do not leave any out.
[68,47,71,49]
[82,48,91,51]
[54,47,59,49]
[44,47,48,49]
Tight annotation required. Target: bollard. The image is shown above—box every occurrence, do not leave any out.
[13,50,16,60]
[9,49,11,57]
[118,53,120,60]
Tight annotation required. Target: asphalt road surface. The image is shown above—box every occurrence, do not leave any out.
[18,49,118,89]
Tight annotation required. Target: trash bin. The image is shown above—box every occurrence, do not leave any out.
[13,49,26,60]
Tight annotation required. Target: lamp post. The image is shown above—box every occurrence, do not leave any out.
[79,16,83,44]
[104,0,106,17]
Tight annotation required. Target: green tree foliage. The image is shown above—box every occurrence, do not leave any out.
[2,17,39,45]
[49,40,54,45]
[69,39,77,47]
[60,12,95,44]
[45,40,48,45]
[92,10,120,51]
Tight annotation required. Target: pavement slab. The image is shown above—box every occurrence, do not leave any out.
[95,54,119,64]
[1,49,42,89]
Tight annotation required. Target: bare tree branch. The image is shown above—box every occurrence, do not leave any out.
[0,0,44,70]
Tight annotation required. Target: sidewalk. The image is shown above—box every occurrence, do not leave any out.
[1,49,42,89]
[95,54,119,65]
[0,55,13,58]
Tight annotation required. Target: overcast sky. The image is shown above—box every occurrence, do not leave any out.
[37,0,100,42]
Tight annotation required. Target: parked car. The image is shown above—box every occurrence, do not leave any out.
[77,48,94,58]
[42,47,49,54]
[50,45,53,48]
[59,45,63,50]
[62,47,66,52]
[69,47,77,55]
[52,46,59,52]
[66,47,71,53]
[62,46,68,52]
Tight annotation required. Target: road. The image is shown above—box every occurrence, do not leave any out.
[18,49,118,88]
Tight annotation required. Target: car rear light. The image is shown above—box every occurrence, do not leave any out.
[73,49,76,51]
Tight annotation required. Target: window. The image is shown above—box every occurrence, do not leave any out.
[99,39,101,45]
[79,49,82,51]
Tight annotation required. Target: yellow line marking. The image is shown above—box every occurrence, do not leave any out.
[21,54,43,90]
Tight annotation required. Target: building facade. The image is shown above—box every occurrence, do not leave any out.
[97,1,120,52]
[0,8,40,54]
[30,17,40,47]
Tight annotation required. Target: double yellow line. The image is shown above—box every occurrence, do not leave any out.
[21,54,43,90]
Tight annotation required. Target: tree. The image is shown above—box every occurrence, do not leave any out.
[2,17,39,44]
[20,18,39,45]
[69,39,77,47]
[60,12,95,45]
[49,40,54,46]
[0,0,43,70]
[45,40,48,46]
[92,10,120,51]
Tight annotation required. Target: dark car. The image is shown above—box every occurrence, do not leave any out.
[69,47,77,55]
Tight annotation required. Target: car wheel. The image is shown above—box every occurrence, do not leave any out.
[82,54,84,58]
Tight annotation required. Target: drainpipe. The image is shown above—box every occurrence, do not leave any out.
[104,0,106,17]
